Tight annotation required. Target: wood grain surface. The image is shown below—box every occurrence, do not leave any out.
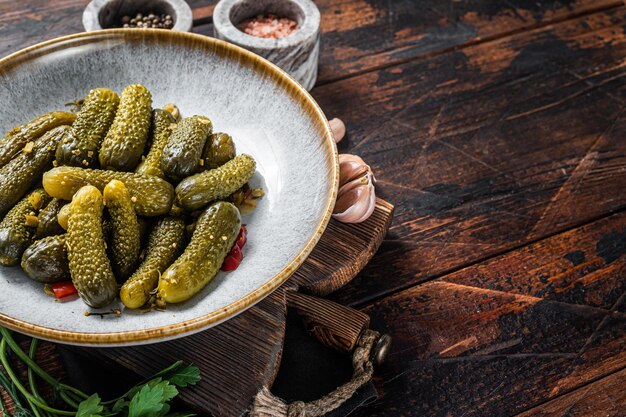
[1,1,625,417]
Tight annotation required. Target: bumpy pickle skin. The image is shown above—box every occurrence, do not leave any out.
[202,132,236,170]
[175,154,256,211]
[99,84,152,171]
[0,189,52,266]
[66,185,117,308]
[56,88,119,167]
[42,166,175,217]
[120,217,185,309]
[161,116,212,180]
[157,202,241,304]
[21,234,69,283]
[0,125,69,219]
[0,111,75,169]
[135,109,176,178]
[103,180,141,281]
[35,198,65,238]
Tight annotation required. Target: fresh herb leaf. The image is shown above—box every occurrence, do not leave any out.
[164,365,200,388]
[127,381,178,417]
[77,394,104,417]
[111,398,128,414]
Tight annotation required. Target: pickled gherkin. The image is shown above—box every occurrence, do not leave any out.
[157,202,240,304]
[43,166,175,217]
[0,125,69,219]
[35,198,65,238]
[0,189,51,266]
[57,203,70,230]
[66,185,117,308]
[120,217,185,309]
[162,116,212,180]
[103,180,140,281]
[0,111,75,168]
[135,109,176,178]
[202,132,236,170]
[21,234,69,283]
[175,154,256,211]
[99,84,152,171]
[56,88,119,167]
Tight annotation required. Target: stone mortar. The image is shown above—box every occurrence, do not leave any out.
[213,0,321,90]
[83,0,193,32]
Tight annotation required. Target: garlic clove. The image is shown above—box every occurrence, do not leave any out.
[332,183,376,224]
[338,171,372,195]
[329,118,346,143]
[338,154,372,187]
[352,184,377,223]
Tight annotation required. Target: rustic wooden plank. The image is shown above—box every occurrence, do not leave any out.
[440,212,626,310]
[514,368,626,417]
[351,212,626,417]
[319,8,626,306]
[0,0,88,56]
[1,1,620,85]
[189,0,621,83]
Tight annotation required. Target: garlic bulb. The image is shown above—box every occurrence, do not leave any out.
[333,154,376,223]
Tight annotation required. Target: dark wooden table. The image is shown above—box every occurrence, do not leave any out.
[3,1,626,416]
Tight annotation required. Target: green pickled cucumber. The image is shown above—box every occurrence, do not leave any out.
[66,185,117,308]
[57,203,70,230]
[21,234,69,283]
[202,133,236,170]
[0,125,69,219]
[43,166,175,216]
[56,88,119,167]
[0,189,51,266]
[175,154,256,211]
[0,111,75,168]
[35,198,65,238]
[120,217,185,309]
[157,202,241,303]
[99,84,152,171]
[103,180,140,281]
[135,109,176,178]
[161,116,212,180]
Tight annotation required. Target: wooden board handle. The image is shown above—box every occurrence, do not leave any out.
[286,290,370,353]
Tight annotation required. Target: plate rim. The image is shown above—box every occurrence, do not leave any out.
[0,29,338,345]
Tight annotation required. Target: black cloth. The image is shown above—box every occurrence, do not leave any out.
[58,312,377,417]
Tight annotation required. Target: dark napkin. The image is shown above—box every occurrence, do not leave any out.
[58,312,377,417]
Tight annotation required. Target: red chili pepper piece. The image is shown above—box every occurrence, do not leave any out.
[236,225,247,249]
[221,226,247,272]
[230,244,243,262]
[51,281,78,298]
[221,255,240,272]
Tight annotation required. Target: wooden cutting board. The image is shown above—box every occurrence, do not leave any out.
[75,198,394,417]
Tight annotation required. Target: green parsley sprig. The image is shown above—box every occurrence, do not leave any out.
[0,327,200,417]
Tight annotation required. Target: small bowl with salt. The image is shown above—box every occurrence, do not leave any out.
[213,0,321,90]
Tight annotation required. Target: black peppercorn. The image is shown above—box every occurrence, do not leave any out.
[118,11,174,29]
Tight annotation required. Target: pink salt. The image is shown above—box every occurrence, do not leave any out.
[238,14,298,39]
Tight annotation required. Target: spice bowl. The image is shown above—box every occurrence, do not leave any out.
[83,0,193,32]
[213,0,321,90]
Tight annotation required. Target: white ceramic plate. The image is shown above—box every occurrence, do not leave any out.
[0,30,337,346]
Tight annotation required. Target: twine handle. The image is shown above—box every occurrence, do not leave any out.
[250,329,380,417]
